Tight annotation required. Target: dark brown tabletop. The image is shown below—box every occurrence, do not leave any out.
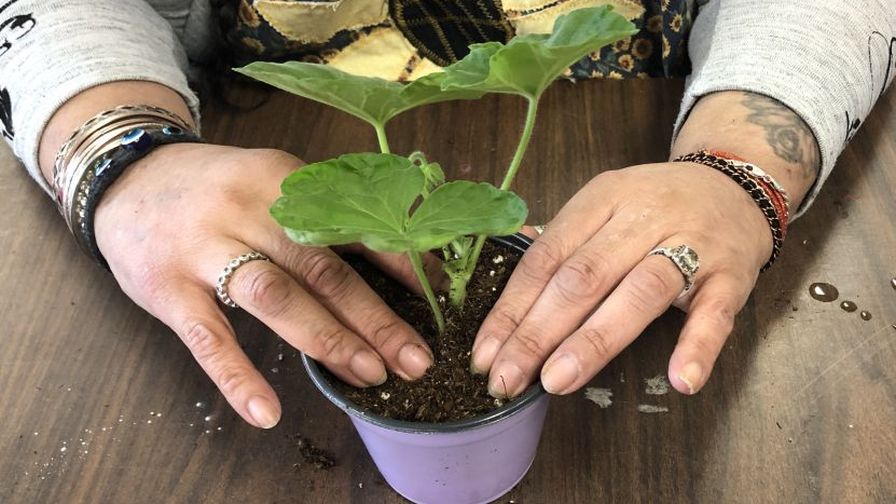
[2,78,894,503]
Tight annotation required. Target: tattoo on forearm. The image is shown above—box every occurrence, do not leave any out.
[741,92,820,181]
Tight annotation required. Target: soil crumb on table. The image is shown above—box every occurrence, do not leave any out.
[336,240,522,423]
[289,433,335,470]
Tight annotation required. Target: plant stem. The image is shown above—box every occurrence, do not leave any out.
[408,250,445,334]
[375,123,391,154]
[449,96,541,307]
[500,96,539,190]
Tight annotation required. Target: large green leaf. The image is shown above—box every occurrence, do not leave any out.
[407,181,527,251]
[440,6,638,98]
[270,153,527,253]
[235,62,484,128]
[272,153,425,252]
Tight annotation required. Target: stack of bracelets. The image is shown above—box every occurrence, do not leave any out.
[52,105,203,269]
[673,149,790,271]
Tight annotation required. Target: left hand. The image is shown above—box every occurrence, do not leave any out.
[470,160,772,397]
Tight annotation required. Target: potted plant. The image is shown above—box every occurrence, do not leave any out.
[237,7,635,503]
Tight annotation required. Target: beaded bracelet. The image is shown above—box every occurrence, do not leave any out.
[70,125,203,269]
[707,149,791,237]
[673,150,789,271]
[53,105,192,210]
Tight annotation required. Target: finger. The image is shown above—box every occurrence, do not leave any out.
[482,218,663,394]
[537,248,689,396]
[154,282,282,429]
[519,225,542,240]
[667,273,751,394]
[472,183,617,375]
[340,246,448,295]
[219,254,389,388]
[267,245,434,380]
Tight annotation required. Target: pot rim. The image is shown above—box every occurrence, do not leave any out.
[301,232,547,434]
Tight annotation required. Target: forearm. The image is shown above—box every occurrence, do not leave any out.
[38,81,194,185]
[671,91,819,210]
[676,0,896,216]
[0,0,199,195]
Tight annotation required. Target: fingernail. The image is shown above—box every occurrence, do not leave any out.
[398,343,433,380]
[471,337,501,374]
[247,395,280,429]
[541,353,580,394]
[678,362,704,394]
[488,361,526,398]
[350,349,388,386]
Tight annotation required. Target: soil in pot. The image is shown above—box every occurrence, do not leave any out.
[334,240,522,423]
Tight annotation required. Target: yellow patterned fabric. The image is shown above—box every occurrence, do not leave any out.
[226,0,694,81]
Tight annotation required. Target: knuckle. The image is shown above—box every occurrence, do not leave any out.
[578,326,613,361]
[311,326,350,361]
[250,148,301,168]
[591,169,621,186]
[216,365,250,397]
[512,330,546,359]
[300,251,353,299]
[626,264,679,313]
[700,299,737,334]
[182,321,225,360]
[366,318,406,352]
[552,253,610,303]
[132,262,172,300]
[487,305,524,335]
[244,267,293,315]
[518,238,563,282]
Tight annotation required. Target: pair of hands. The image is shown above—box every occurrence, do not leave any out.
[94,140,772,429]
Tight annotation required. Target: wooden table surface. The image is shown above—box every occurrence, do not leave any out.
[1,78,894,504]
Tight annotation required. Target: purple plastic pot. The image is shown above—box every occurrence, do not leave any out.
[302,233,549,504]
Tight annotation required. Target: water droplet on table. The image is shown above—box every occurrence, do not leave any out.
[860,311,872,321]
[809,283,839,302]
[839,300,857,312]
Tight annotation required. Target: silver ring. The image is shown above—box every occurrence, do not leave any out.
[647,245,700,293]
[533,224,546,236]
[215,251,270,308]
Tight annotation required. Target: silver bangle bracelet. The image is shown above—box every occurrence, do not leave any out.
[53,105,192,207]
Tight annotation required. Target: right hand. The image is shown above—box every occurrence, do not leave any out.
[94,143,436,429]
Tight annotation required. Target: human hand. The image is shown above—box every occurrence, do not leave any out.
[94,144,436,428]
[470,91,820,398]
[470,162,771,397]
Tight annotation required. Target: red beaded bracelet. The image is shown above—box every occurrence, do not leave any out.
[673,150,791,271]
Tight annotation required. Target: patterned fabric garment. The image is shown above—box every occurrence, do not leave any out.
[224,0,695,82]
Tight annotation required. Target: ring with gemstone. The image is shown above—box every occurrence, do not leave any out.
[215,251,270,308]
[647,245,700,293]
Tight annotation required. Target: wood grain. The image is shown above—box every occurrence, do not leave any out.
[1,78,894,503]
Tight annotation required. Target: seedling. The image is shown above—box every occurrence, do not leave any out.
[237,7,636,333]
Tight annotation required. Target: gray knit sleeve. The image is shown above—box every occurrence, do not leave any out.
[675,0,896,217]
[0,0,201,195]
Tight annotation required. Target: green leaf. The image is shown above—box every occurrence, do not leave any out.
[272,153,425,252]
[440,6,638,98]
[406,181,527,251]
[235,61,484,128]
[271,153,526,253]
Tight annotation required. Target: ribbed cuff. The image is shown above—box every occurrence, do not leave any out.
[673,0,895,219]
[2,0,201,196]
